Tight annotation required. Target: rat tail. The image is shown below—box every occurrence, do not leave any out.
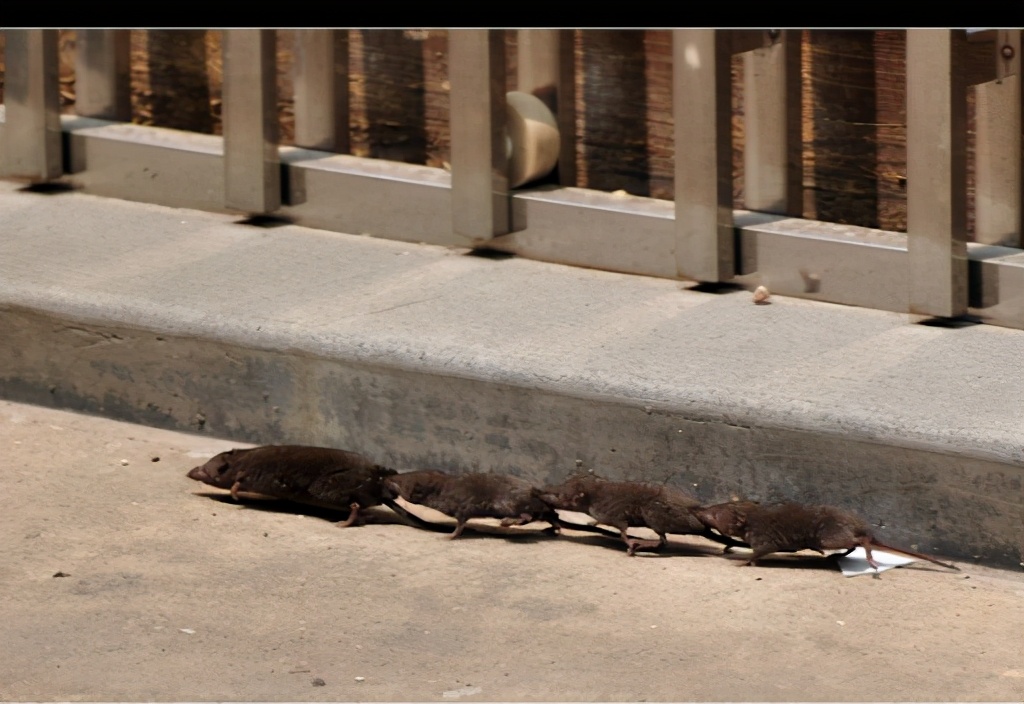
[380,497,452,533]
[869,539,960,570]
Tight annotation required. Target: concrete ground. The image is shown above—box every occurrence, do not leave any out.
[2,399,1022,702]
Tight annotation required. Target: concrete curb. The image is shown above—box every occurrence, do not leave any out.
[0,182,1021,567]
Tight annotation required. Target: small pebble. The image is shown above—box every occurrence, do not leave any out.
[311,678,326,687]
[179,628,195,634]
[120,459,129,466]
[753,285,771,304]
[354,676,365,682]
[151,457,160,463]
[836,620,845,626]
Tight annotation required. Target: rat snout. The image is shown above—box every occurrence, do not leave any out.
[186,465,211,482]
[537,488,575,510]
[381,478,400,499]
[185,454,236,488]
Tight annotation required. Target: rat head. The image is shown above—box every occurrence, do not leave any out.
[691,500,759,538]
[538,472,602,511]
[383,470,450,503]
[186,449,246,489]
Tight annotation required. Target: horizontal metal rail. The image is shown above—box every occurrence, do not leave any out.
[0,28,1022,329]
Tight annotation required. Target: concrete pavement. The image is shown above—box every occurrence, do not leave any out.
[2,399,1023,701]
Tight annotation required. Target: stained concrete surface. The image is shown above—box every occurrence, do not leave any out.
[2,399,1022,702]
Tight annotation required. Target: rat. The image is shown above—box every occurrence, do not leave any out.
[187,445,448,531]
[538,473,747,556]
[692,500,960,571]
[383,470,566,539]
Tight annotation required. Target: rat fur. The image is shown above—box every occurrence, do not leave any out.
[539,473,747,556]
[187,445,446,531]
[693,500,959,571]
[383,470,564,539]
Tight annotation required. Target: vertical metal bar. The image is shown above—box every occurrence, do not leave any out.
[449,29,509,242]
[673,29,734,282]
[743,30,802,215]
[222,29,280,214]
[516,29,576,185]
[75,29,131,121]
[293,29,349,153]
[906,29,968,318]
[517,30,558,105]
[556,31,577,187]
[0,30,62,181]
[974,30,1021,247]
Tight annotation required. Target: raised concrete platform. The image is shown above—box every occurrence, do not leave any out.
[0,180,1021,567]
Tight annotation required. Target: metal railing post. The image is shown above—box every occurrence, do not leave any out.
[0,30,62,181]
[906,29,968,318]
[673,29,734,282]
[974,30,1022,248]
[75,30,131,121]
[223,29,280,214]
[449,29,509,242]
[516,29,576,186]
[743,30,802,215]
[293,30,349,153]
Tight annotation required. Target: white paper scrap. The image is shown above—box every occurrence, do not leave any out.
[837,547,917,577]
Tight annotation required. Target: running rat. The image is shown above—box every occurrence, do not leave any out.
[539,473,747,555]
[692,500,960,571]
[383,470,564,539]
[187,445,445,531]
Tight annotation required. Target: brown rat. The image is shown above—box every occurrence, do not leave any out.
[383,470,565,539]
[539,473,747,556]
[187,445,448,531]
[692,500,960,571]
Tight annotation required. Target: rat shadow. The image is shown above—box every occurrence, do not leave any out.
[554,529,731,559]
[716,552,845,571]
[192,491,446,530]
[193,491,578,543]
[717,551,955,574]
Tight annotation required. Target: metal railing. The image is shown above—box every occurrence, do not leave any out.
[1,29,1022,328]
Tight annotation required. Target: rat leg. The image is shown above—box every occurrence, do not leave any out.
[619,528,662,556]
[619,527,639,556]
[335,502,362,528]
[631,539,663,553]
[449,519,468,540]
[742,546,777,566]
[229,469,249,501]
[699,527,747,553]
[499,513,532,527]
[860,539,880,570]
